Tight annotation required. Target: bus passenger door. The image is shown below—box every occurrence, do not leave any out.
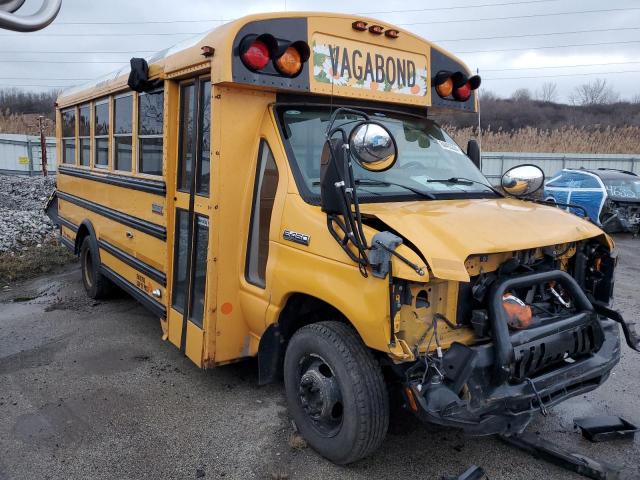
[167,76,212,365]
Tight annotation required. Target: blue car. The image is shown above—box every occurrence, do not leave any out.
[544,168,640,234]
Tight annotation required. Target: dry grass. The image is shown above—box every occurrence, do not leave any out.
[448,126,640,154]
[0,113,55,136]
[0,241,76,287]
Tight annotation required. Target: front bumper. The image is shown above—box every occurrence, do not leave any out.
[407,318,620,436]
[404,270,624,436]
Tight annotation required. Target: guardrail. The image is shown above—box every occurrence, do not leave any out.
[0,134,57,175]
[482,152,640,182]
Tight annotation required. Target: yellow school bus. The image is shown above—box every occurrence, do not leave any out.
[48,11,638,464]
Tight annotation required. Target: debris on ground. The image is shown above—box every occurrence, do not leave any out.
[0,174,76,285]
[0,174,57,253]
[574,415,639,443]
[442,465,486,480]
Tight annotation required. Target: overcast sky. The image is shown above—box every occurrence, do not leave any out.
[1,0,639,103]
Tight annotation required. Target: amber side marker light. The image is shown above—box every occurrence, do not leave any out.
[404,386,418,412]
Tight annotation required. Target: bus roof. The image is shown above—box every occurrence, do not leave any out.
[57,11,476,112]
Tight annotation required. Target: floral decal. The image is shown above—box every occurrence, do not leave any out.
[312,36,428,97]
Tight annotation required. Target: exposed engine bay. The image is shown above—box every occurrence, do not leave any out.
[385,237,637,435]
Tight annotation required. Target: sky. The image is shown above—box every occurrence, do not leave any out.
[1,0,640,103]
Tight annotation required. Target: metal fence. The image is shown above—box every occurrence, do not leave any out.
[481,152,640,183]
[1,137,639,180]
[0,134,57,175]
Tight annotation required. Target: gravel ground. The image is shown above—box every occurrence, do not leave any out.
[0,174,57,253]
[0,236,639,480]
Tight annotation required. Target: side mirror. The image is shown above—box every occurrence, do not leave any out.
[349,122,398,172]
[0,0,61,32]
[501,164,545,197]
[467,139,481,169]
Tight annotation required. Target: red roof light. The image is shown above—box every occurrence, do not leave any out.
[241,39,270,71]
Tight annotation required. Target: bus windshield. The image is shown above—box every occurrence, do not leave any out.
[277,105,494,201]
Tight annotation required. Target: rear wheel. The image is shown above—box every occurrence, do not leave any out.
[283,321,389,464]
[80,237,113,299]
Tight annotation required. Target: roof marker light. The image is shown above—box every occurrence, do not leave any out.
[368,25,384,35]
[385,29,400,39]
[352,20,368,31]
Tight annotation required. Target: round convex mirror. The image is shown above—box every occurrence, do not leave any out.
[501,164,545,197]
[349,122,398,172]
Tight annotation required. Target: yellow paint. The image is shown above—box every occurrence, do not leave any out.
[18,156,29,165]
[53,12,611,375]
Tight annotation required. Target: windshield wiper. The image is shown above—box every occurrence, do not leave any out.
[355,179,436,200]
[426,177,503,196]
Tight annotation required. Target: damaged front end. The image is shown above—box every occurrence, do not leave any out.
[601,199,640,235]
[391,238,636,436]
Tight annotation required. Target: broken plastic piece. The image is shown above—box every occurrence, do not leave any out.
[442,465,486,480]
[499,432,622,480]
[574,415,639,442]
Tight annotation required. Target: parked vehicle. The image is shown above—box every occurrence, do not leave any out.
[45,11,639,465]
[544,168,640,235]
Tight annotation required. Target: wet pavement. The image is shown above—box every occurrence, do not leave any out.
[0,235,639,480]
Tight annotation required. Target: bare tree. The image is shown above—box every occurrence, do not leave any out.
[479,89,499,101]
[511,88,532,102]
[569,79,620,106]
[632,94,640,105]
[536,82,558,102]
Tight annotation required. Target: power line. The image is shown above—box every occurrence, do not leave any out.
[0,59,126,64]
[456,40,640,54]
[399,7,640,26]
[482,61,640,72]
[0,31,203,37]
[361,0,562,15]
[10,0,563,25]
[0,50,156,54]
[0,77,91,80]
[434,26,640,43]
[3,6,639,35]
[485,70,640,80]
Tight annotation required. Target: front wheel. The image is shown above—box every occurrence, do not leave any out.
[283,321,389,464]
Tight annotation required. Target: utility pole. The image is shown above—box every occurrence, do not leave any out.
[38,116,48,177]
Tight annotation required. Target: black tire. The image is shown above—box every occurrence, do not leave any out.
[284,321,389,464]
[79,237,113,299]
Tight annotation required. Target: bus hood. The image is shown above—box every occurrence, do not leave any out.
[360,197,605,282]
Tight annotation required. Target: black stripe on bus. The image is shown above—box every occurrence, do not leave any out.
[58,165,166,196]
[100,264,167,319]
[58,215,79,233]
[98,239,166,287]
[57,191,167,241]
[60,236,75,253]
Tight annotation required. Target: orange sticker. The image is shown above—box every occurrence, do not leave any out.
[221,302,233,315]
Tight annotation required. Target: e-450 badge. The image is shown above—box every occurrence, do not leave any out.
[283,229,310,246]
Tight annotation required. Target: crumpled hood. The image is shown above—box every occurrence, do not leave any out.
[360,197,605,282]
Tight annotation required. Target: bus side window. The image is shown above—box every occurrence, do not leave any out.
[94,100,110,169]
[61,107,76,164]
[138,88,164,176]
[245,140,279,288]
[78,104,90,166]
[114,94,133,172]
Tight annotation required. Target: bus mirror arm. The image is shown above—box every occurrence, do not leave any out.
[467,139,481,169]
[0,0,61,32]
